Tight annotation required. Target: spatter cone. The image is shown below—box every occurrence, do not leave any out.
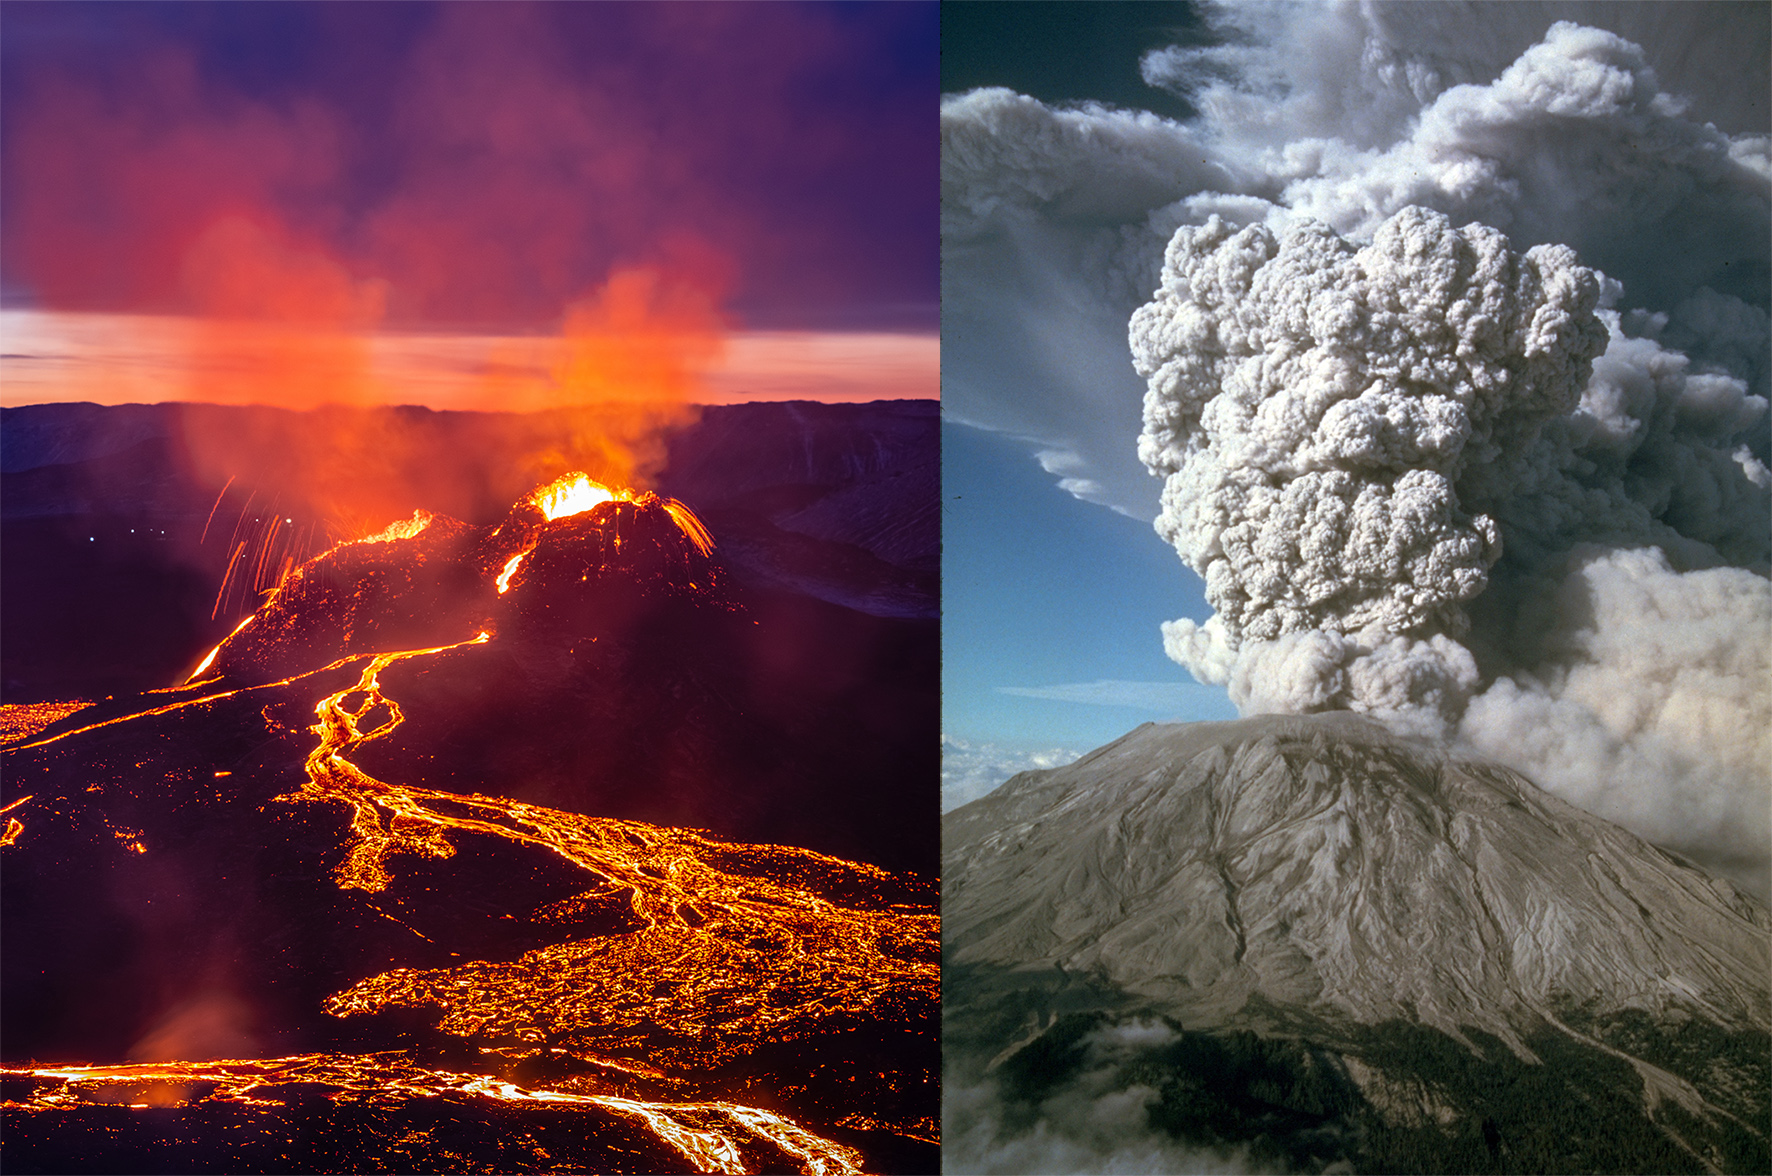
[203,474,729,685]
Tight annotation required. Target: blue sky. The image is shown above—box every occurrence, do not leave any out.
[938,0,1232,808]
[941,418,1234,755]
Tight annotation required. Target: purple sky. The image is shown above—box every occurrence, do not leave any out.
[1,1,937,332]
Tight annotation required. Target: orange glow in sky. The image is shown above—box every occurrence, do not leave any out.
[0,311,938,409]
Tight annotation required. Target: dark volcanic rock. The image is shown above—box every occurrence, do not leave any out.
[0,399,939,700]
[2,630,938,1172]
[0,406,940,1174]
[164,483,934,876]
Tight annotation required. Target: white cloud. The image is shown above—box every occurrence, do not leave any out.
[994,679,1234,713]
[942,736,1081,813]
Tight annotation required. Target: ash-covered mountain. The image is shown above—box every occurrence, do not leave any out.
[943,715,1770,1175]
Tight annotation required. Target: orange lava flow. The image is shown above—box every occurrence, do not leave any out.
[291,634,495,892]
[0,796,29,851]
[4,623,929,1170]
[0,702,92,745]
[0,649,383,755]
[285,638,938,1072]
[353,509,434,545]
[496,551,528,594]
[189,645,222,681]
[188,614,257,683]
[0,1054,864,1176]
[531,472,625,520]
[0,686,272,753]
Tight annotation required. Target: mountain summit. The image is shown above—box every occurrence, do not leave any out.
[944,714,1770,1174]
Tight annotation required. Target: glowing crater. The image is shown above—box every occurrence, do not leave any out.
[529,473,625,521]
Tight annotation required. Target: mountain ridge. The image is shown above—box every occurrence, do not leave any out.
[943,714,1770,1173]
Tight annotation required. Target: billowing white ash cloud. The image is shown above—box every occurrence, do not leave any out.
[942,7,1770,518]
[944,4,1770,899]
[1165,19,1770,317]
[1130,203,1771,897]
[1131,206,1608,721]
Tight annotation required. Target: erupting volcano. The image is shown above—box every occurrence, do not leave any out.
[1,457,939,1175]
[190,471,724,687]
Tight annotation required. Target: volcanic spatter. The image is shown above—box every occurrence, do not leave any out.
[197,472,725,685]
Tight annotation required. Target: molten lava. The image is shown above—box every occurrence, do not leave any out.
[1,463,934,1173]
[189,615,257,683]
[0,702,91,744]
[2,619,937,1171]
[0,1054,864,1176]
[285,634,936,1067]
[532,473,624,520]
[482,472,715,598]
[0,796,29,848]
[355,510,434,544]
[496,552,527,595]
[524,470,714,553]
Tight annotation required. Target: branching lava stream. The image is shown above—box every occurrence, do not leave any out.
[3,466,936,1173]
[294,637,936,1064]
[5,627,936,1174]
[2,1054,862,1176]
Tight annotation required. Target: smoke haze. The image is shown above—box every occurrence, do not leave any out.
[3,2,937,542]
[2,2,937,329]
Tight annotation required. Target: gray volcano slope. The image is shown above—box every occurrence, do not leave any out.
[943,714,1771,1174]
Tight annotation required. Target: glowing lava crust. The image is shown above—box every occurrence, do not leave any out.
[1,475,938,1175]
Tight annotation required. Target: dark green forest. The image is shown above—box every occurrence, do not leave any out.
[947,965,1770,1175]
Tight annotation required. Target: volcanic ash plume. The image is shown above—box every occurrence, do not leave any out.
[1131,205,1772,895]
[1131,206,1607,719]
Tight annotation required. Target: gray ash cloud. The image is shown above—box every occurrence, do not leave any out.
[942,2,1770,901]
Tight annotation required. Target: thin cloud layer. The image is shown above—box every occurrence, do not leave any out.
[942,736,1081,813]
[996,679,1235,713]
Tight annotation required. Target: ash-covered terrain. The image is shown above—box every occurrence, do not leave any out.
[0,402,938,1174]
[943,715,1770,1175]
